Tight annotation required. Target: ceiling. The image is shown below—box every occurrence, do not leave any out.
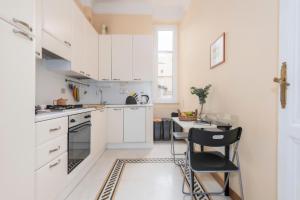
[81,0,191,21]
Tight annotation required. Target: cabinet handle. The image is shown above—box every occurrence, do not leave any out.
[113,108,122,111]
[12,18,32,32]
[113,78,120,81]
[64,41,72,47]
[102,79,109,81]
[35,51,41,56]
[130,107,139,110]
[134,78,141,81]
[49,159,61,169]
[13,29,33,41]
[49,146,61,154]
[49,126,61,132]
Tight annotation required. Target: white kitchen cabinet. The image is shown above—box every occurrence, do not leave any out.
[99,35,112,81]
[107,108,124,144]
[35,0,42,58]
[112,35,133,81]
[42,0,72,60]
[124,107,146,143]
[91,109,107,159]
[35,153,68,200]
[84,20,99,80]
[133,35,153,81]
[0,0,34,27]
[0,16,35,200]
[71,0,86,76]
[145,106,154,144]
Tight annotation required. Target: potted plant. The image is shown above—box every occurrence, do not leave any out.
[191,84,212,118]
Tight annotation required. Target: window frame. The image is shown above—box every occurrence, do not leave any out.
[153,25,178,104]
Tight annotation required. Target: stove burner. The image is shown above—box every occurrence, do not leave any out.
[46,104,83,111]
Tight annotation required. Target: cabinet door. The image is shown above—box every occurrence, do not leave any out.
[0,0,34,27]
[42,0,72,60]
[124,107,146,143]
[91,109,106,158]
[99,35,112,81]
[133,35,153,81]
[71,1,85,75]
[112,35,133,81]
[35,0,42,58]
[35,153,67,200]
[0,20,35,200]
[98,108,107,154]
[145,106,154,144]
[84,21,99,80]
[107,108,124,144]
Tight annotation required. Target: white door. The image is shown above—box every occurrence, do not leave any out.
[124,107,146,143]
[133,35,153,81]
[107,108,124,144]
[35,0,42,58]
[99,108,107,154]
[99,35,112,81]
[0,19,35,200]
[112,35,133,81]
[278,0,300,199]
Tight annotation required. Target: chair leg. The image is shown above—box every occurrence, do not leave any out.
[238,170,244,200]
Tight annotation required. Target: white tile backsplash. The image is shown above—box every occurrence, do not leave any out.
[36,60,152,106]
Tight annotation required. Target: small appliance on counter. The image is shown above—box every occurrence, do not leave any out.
[126,92,139,105]
[140,95,150,104]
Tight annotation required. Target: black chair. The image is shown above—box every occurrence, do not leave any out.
[170,113,188,165]
[182,127,244,199]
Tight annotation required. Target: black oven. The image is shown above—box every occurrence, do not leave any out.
[68,112,91,174]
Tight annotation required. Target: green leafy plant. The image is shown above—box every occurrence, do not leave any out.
[191,84,212,117]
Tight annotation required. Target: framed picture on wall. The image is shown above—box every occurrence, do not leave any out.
[210,32,225,69]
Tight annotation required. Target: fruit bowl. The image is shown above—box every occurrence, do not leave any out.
[178,109,198,121]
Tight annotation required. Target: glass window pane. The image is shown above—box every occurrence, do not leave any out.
[158,31,173,51]
[158,52,173,76]
[157,52,173,99]
[157,77,173,98]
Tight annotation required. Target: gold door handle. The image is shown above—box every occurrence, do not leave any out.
[274,62,290,109]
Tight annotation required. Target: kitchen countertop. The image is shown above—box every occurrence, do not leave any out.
[35,108,96,122]
[35,104,153,122]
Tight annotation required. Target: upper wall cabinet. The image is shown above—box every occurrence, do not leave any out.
[133,36,153,81]
[42,0,72,60]
[84,20,99,80]
[99,35,112,81]
[112,35,133,81]
[35,0,42,58]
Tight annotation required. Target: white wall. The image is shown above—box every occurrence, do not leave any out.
[36,60,152,105]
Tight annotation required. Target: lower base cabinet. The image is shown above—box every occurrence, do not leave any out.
[124,107,146,143]
[91,109,107,159]
[35,153,67,200]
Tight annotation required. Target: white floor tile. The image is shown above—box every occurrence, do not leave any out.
[66,142,231,200]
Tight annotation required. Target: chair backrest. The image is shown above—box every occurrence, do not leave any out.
[188,127,242,147]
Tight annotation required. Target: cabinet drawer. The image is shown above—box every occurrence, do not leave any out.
[36,135,67,170]
[36,117,68,146]
[35,153,67,200]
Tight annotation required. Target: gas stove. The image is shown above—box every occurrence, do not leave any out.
[46,104,83,111]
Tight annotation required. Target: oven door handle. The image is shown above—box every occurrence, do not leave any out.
[69,123,91,133]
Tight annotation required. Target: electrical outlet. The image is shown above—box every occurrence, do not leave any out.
[61,88,66,94]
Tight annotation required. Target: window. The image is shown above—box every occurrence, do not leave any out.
[154,26,177,103]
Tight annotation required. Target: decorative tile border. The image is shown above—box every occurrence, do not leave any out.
[96,158,210,200]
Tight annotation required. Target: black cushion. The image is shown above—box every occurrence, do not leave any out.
[190,151,239,172]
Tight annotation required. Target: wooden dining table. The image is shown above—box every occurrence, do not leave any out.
[171,117,232,197]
